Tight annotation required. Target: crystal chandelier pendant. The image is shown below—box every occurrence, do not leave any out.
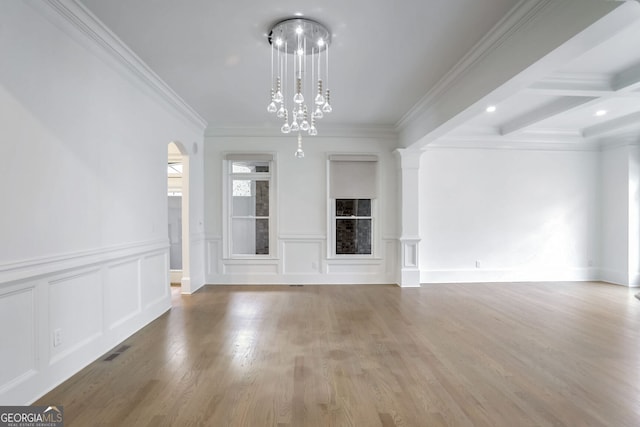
[294,133,305,158]
[322,89,332,113]
[293,78,304,104]
[267,89,277,113]
[281,110,291,133]
[308,116,318,136]
[314,80,325,105]
[300,106,310,131]
[274,77,283,104]
[267,18,332,151]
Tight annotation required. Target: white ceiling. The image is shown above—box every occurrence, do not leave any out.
[78,0,640,150]
[79,0,520,130]
[439,9,640,150]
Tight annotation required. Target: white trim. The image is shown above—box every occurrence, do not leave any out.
[279,234,327,240]
[396,0,556,130]
[328,154,378,162]
[33,0,207,132]
[428,140,602,152]
[205,125,398,140]
[223,154,278,259]
[421,267,600,284]
[226,153,275,161]
[0,239,168,285]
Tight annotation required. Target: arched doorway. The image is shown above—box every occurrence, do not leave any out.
[167,141,190,292]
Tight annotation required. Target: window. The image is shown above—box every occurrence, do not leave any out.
[329,155,378,257]
[335,199,372,254]
[226,154,273,256]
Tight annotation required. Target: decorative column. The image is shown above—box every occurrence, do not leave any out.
[395,148,423,287]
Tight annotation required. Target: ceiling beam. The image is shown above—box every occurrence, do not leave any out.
[583,110,640,138]
[613,62,640,91]
[527,72,613,96]
[398,0,637,149]
[500,96,597,135]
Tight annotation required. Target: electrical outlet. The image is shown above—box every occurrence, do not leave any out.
[53,329,62,347]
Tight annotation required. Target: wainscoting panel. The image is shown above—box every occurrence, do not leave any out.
[206,238,220,276]
[0,284,36,394]
[105,259,141,330]
[49,268,103,364]
[0,240,171,405]
[282,240,322,274]
[206,235,397,285]
[223,262,279,275]
[141,252,169,309]
[326,262,383,275]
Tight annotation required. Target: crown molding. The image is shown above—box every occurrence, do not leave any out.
[205,125,398,140]
[432,125,640,152]
[395,0,556,131]
[34,0,207,132]
[427,140,601,152]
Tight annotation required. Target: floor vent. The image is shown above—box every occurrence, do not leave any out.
[289,284,304,287]
[103,344,131,361]
[115,345,131,353]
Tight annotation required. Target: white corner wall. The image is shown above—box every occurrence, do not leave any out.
[600,143,640,286]
[419,148,600,283]
[0,1,205,404]
[204,134,399,284]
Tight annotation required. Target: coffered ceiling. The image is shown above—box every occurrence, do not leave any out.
[434,4,640,150]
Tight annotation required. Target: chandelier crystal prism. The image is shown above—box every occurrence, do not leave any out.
[267,18,332,157]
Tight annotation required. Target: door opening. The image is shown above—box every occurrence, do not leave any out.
[167,142,189,291]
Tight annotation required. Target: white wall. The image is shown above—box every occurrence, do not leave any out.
[419,148,600,283]
[0,1,205,404]
[204,133,398,284]
[600,143,640,286]
[600,146,629,284]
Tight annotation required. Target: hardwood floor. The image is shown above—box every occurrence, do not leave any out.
[37,282,640,426]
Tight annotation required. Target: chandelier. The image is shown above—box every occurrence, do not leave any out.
[267,18,332,158]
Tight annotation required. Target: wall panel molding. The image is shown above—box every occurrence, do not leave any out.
[0,239,168,285]
[205,235,395,285]
[0,243,171,405]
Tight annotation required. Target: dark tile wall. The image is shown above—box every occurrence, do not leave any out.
[255,180,270,254]
[335,199,372,255]
[336,219,371,255]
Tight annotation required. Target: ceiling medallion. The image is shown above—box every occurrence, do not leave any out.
[267,18,332,158]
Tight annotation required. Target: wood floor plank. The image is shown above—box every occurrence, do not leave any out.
[36,282,640,426]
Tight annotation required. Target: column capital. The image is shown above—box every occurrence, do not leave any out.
[394,148,423,170]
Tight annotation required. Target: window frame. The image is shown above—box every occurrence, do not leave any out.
[326,154,380,259]
[223,155,276,259]
[331,198,376,258]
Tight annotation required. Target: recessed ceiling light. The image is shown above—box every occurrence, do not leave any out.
[595,110,607,117]
[486,105,497,113]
